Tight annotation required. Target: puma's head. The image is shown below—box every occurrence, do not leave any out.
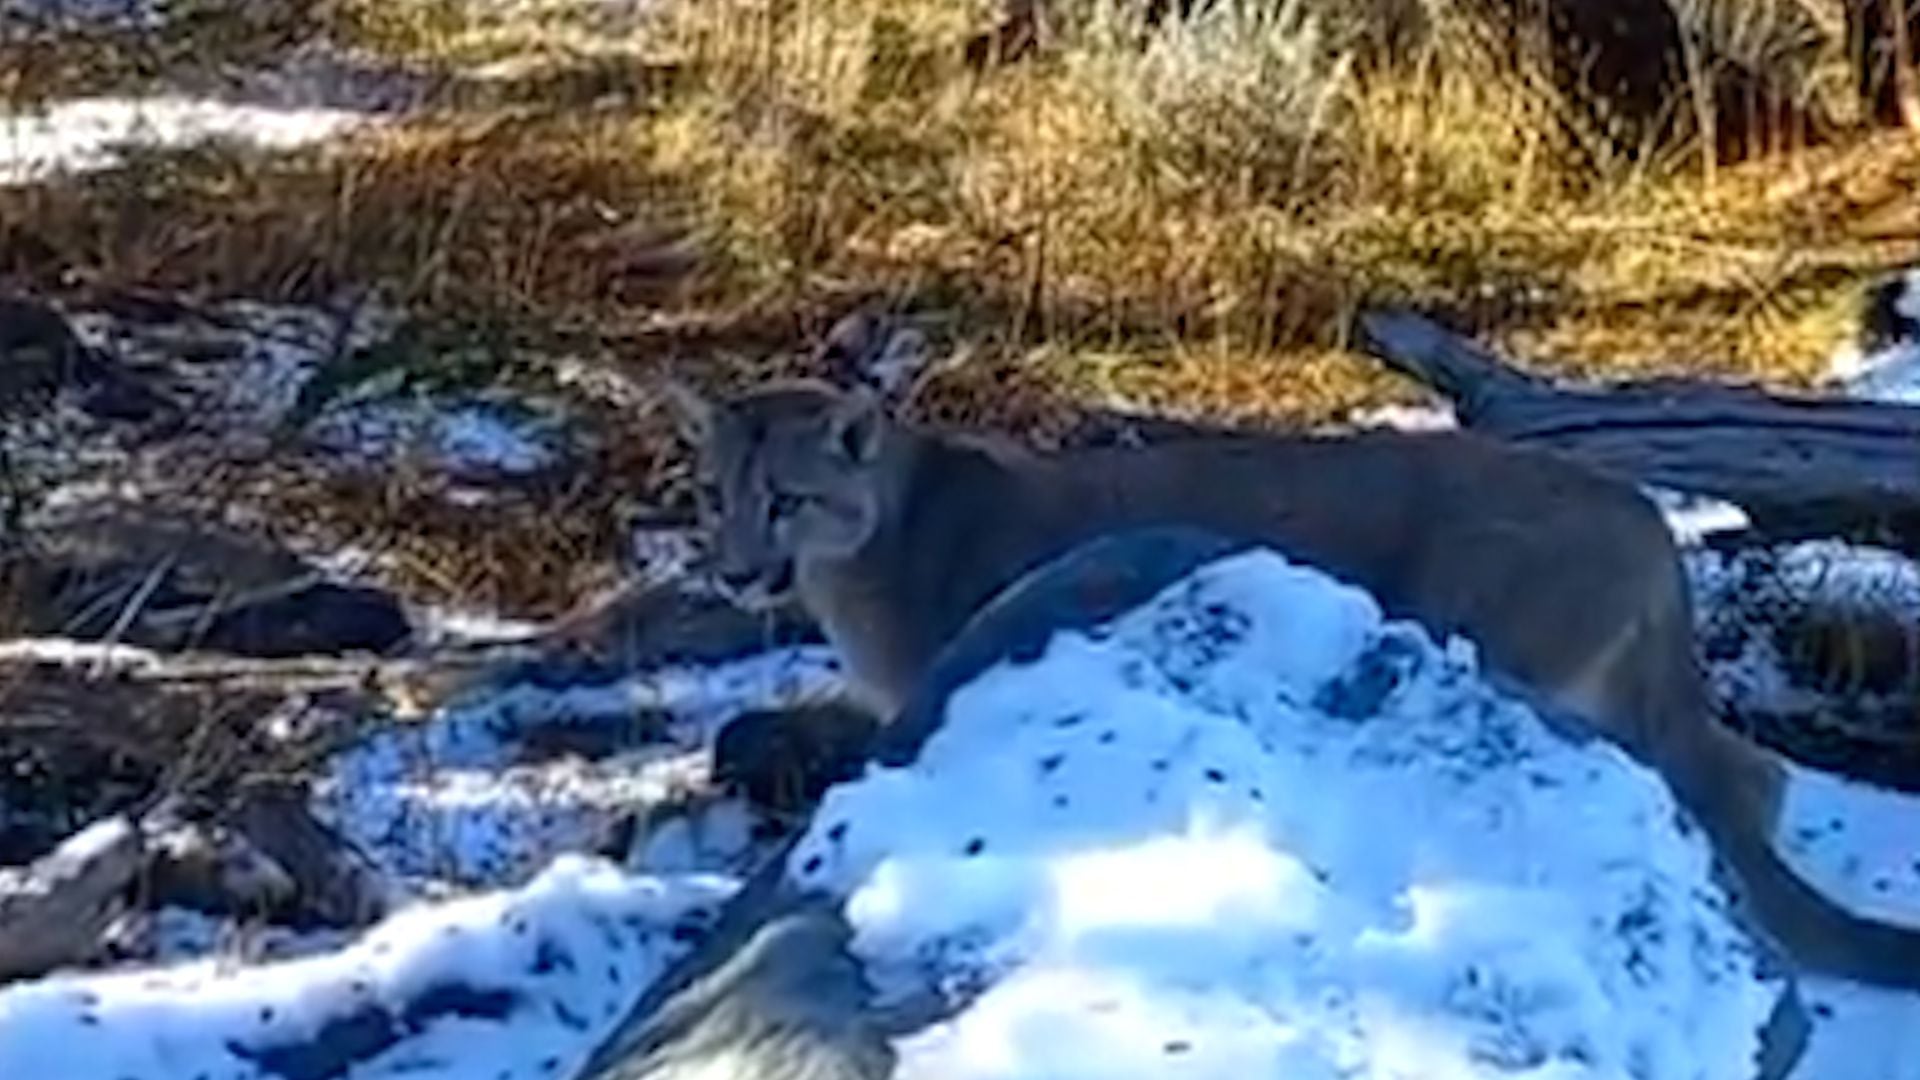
[664,379,892,609]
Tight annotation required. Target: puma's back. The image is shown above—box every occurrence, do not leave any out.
[673,378,1920,991]
[680,380,1672,735]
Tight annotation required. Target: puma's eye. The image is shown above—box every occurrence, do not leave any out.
[769,492,806,521]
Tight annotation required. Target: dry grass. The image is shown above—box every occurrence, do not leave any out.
[6,0,1920,613]
[7,0,1920,427]
[320,0,1920,419]
[605,0,1920,417]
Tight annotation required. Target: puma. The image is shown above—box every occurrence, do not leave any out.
[666,377,1920,992]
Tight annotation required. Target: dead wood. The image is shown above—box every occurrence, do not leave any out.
[1352,308,1920,554]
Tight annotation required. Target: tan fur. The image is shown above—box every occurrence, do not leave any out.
[672,378,1920,991]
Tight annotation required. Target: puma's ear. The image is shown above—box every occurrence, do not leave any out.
[826,386,886,465]
[818,309,931,406]
[659,378,716,443]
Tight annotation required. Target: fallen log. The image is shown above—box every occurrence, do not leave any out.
[0,642,534,698]
[1351,308,1920,554]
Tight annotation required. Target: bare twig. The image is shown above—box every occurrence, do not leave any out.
[1,645,538,696]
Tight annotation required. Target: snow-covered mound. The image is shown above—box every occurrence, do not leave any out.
[787,548,1787,1080]
[0,856,731,1078]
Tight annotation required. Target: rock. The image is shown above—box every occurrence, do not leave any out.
[584,901,895,1080]
[142,814,301,921]
[0,293,176,425]
[226,779,389,929]
[712,703,879,818]
[544,577,821,674]
[192,581,412,658]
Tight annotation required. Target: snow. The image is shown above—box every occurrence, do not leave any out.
[1645,486,1751,545]
[786,549,1794,1080]
[416,607,550,647]
[6,269,1920,1073]
[307,393,568,478]
[1775,769,1920,1078]
[0,0,158,29]
[1349,400,1458,432]
[133,907,358,969]
[1831,340,1920,403]
[318,646,841,890]
[0,643,825,1078]
[3,542,1919,1076]
[71,298,578,480]
[0,855,733,1080]
[0,96,367,184]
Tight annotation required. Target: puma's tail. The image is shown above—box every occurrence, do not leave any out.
[1676,736,1920,990]
[1717,817,1920,989]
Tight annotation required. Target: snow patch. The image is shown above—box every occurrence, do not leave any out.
[306,393,568,478]
[1644,485,1751,544]
[788,549,1790,1080]
[319,646,841,890]
[1349,400,1459,432]
[0,0,159,29]
[0,856,731,1080]
[74,299,576,479]
[415,607,550,648]
[0,96,367,185]
[0,637,163,669]
[21,814,135,870]
[1777,769,1920,1079]
[1830,341,1920,402]
[6,541,1920,1076]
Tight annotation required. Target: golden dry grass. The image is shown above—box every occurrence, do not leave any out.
[7,0,1920,427]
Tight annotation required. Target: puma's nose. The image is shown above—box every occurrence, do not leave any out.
[716,566,761,594]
